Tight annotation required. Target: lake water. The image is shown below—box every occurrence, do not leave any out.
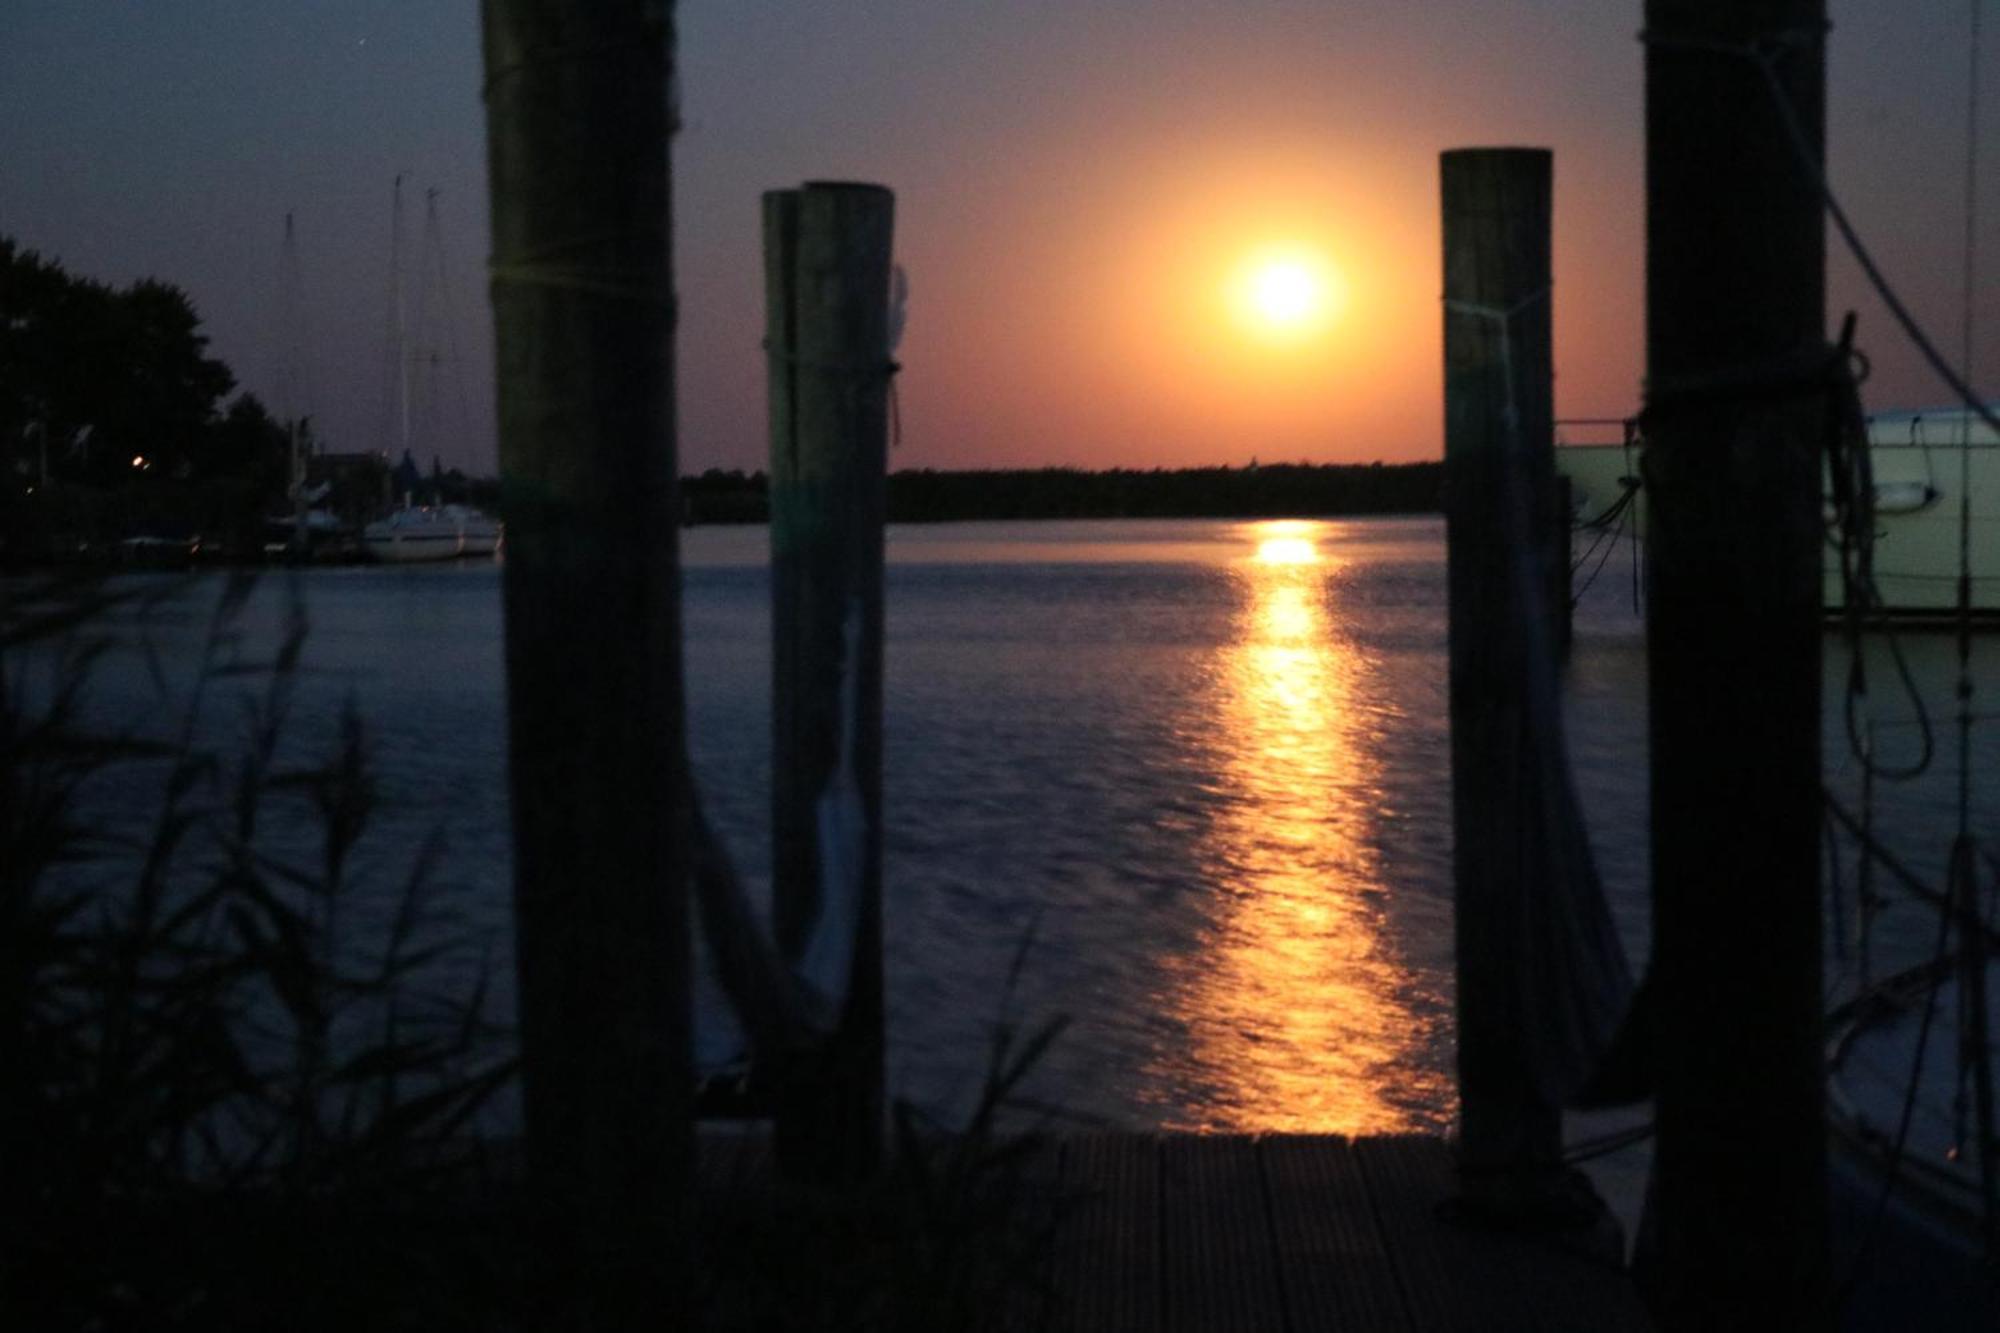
[30,516,1998,1140]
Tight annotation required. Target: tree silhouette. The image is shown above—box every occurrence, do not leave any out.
[1,238,237,488]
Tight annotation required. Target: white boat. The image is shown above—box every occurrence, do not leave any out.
[362,502,501,563]
[1556,404,2000,616]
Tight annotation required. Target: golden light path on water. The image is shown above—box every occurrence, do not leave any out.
[1159,520,1447,1134]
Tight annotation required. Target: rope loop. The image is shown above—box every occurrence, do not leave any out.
[760,338,901,381]
[488,260,675,307]
[1442,286,1550,326]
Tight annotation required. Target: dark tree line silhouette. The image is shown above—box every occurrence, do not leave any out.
[0,238,283,487]
[1,238,298,561]
[683,460,1444,524]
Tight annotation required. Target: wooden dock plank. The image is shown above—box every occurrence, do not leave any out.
[1161,1134,1286,1333]
[1048,1133,1162,1333]
[690,1127,1650,1332]
[1355,1135,1527,1333]
[1260,1135,1413,1333]
[999,1134,1065,1333]
[1355,1136,1651,1333]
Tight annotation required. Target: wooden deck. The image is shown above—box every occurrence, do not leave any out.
[695,1130,1652,1331]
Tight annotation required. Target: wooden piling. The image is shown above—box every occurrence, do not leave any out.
[1641,1,1829,1323]
[480,1,690,1323]
[765,181,895,1181]
[1440,147,1565,1188]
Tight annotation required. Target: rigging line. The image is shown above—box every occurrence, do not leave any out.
[1964,11,1999,1231]
[1644,26,2000,437]
[1628,506,1641,614]
[1821,791,2000,950]
[1822,321,1937,783]
[1839,580,1936,782]
[1952,0,1984,840]
[1953,0,1984,852]
[1570,511,1614,571]
[1570,487,1629,609]
[1837,850,1961,1307]
[1747,38,2000,439]
[1573,480,1637,534]
[1943,0,1999,1245]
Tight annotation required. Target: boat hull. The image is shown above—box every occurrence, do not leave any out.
[361,507,502,563]
[1556,407,2000,616]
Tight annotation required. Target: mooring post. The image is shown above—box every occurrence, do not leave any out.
[1441,146,1565,1194]
[766,182,895,1182]
[1641,1,1829,1324]
[481,1,690,1324]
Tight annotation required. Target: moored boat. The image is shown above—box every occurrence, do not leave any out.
[1556,404,2000,617]
[362,503,501,563]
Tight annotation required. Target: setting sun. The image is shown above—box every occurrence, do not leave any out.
[1231,246,1344,342]
[1251,260,1319,325]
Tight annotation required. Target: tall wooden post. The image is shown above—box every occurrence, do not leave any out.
[1641,1,1829,1324]
[1441,147,1565,1192]
[481,3,690,1325]
[766,182,894,1181]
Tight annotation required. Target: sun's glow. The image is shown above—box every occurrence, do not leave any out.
[1251,261,1319,325]
[1231,246,1344,342]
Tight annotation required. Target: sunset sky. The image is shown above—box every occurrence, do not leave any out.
[2,2,1993,475]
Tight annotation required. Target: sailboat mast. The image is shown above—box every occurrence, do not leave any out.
[394,175,411,487]
[280,211,308,551]
[419,186,443,481]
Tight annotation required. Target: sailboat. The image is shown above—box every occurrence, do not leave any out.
[364,495,502,563]
[361,179,501,564]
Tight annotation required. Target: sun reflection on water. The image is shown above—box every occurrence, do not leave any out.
[1254,527,1321,567]
[1158,519,1447,1134]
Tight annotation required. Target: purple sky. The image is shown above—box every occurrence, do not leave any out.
[3,2,1993,475]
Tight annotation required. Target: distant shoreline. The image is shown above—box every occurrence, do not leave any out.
[1,462,1444,570]
[685,460,1444,525]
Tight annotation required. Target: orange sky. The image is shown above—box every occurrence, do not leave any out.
[667,3,1662,472]
[669,3,1990,472]
[2,3,1990,474]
